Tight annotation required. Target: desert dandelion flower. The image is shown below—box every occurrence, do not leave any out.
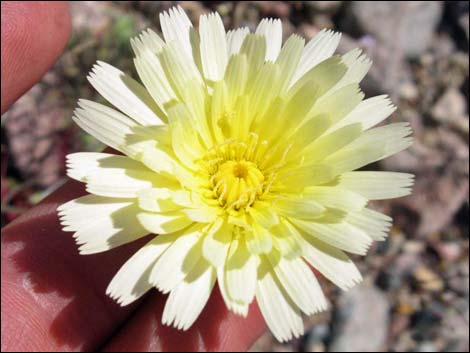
[58,6,413,341]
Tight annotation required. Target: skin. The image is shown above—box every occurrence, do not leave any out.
[1,2,266,351]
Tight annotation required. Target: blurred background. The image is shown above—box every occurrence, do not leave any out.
[1,1,468,351]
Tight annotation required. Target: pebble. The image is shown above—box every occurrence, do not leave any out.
[304,1,343,13]
[403,240,425,254]
[448,276,470,296]
[431,88,467,120]
[414,266,445,292]
[399,81,419,100]
[329,283,389,352]
[416,341,438,352]
[305,323,330,352]
[350,1,443,58]
[435,242,462,262]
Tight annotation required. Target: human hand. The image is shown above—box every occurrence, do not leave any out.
[0,2,266,351]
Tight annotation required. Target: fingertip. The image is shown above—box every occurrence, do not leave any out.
[102,287,267,352]
[199,287,267,351]
[1,178,149,351]
[1,1,72,113]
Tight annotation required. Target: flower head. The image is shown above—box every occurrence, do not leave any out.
[58,6,413,342]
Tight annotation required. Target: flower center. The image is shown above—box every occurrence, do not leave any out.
[212,160,264,209]
[198,133,291,212]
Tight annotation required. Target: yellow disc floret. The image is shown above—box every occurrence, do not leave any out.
[212,160,264,209]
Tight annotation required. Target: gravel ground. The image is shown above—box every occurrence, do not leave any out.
[1,1,468,351]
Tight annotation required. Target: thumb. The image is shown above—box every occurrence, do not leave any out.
[1,1,71,113]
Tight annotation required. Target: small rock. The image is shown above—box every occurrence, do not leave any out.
[399,81,419,100]
[390,314,410,338]
[411,304,444,336]
[350,1,443,58]
[310,324,330,341]
[309,342,326,352]
[441,302,470,351]
[396,301,415,316]
[392,330,416,352]
[448,275,470,296]
[305,324,330,352]
[416,341,438,352]
[329,283,389,352]
[430,32,456,59]
[435,242,462,262]
[70,1,112,35]
[304,1,343,13]
[403,240,425,254]
[4,86,69,188]
[447,1,469,43]
[387,127,469,237]
[414,266,445,292]
[376,250,421,291]
[431,88,469,134]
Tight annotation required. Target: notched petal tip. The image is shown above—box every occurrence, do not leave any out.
[61,3,417,342]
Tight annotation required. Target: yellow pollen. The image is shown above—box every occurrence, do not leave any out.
[212,160,264,209]
[233,162,248,178]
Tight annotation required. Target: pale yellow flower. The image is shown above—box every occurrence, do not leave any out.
[58,6,413,341]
